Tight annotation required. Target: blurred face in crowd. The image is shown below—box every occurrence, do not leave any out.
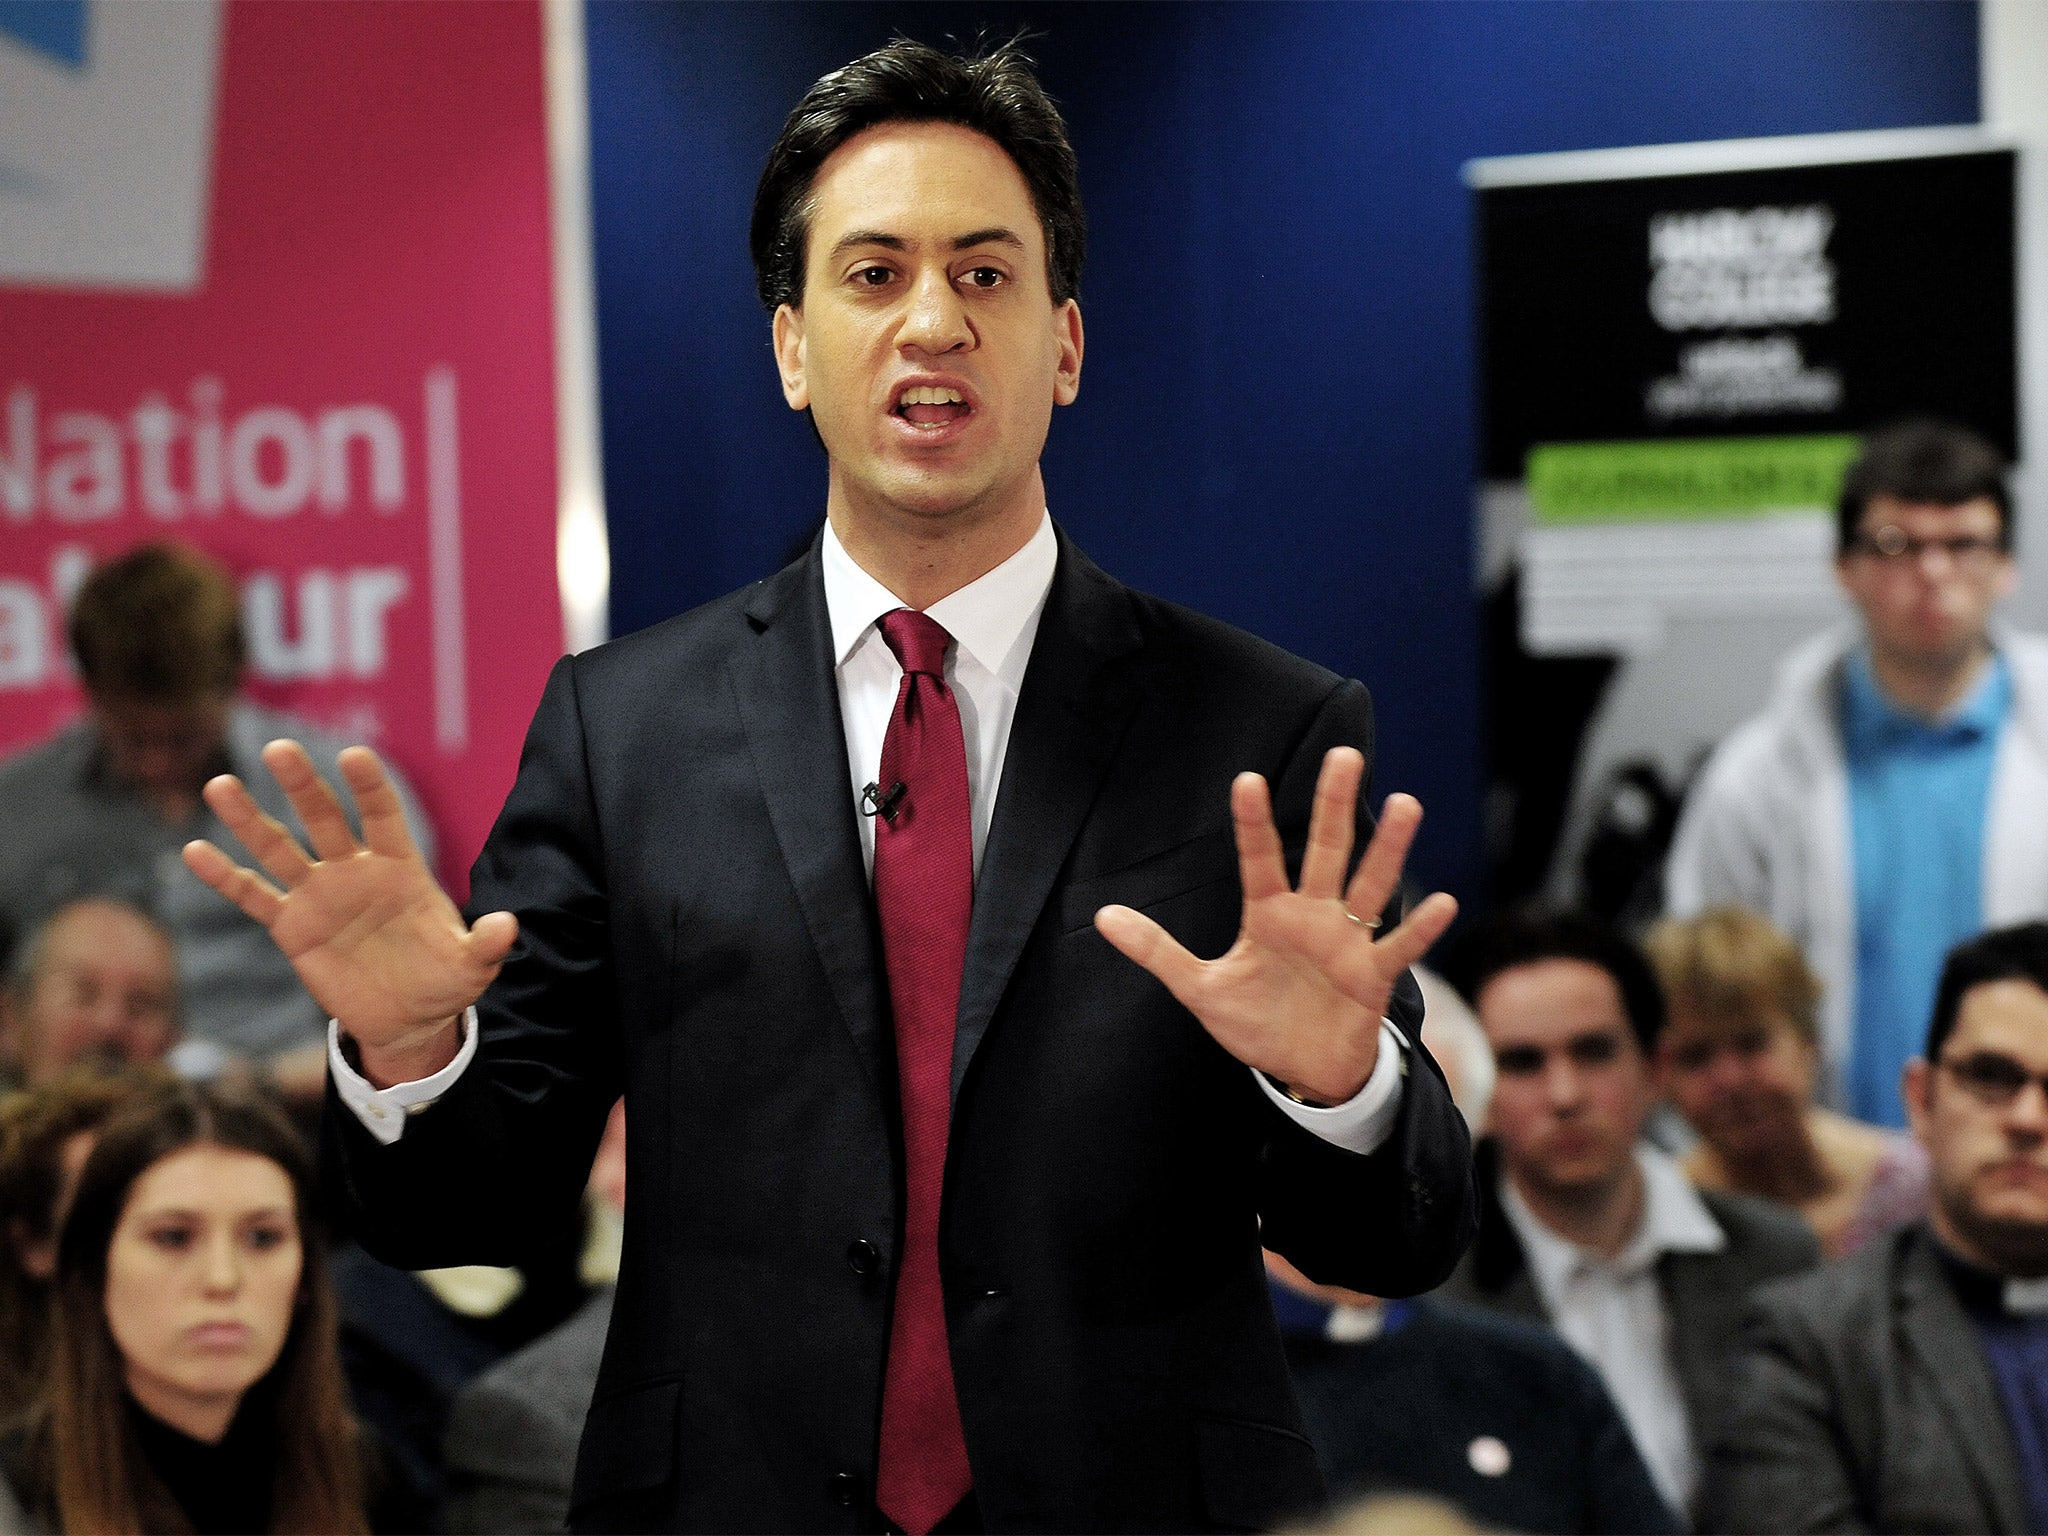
[1,900,179,1086]
[1479,958,1654,1203]
[103,1143,302,1441]
[1658,1000,1816,1162]
[90,689,233,816]
[773,120,1083,546]
[1836,495,2015,676]
[1906,979,2048,1277]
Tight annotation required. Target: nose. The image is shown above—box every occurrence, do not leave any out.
[1544,1059,1585,1114]
[896,268,972,356]
[2005,1079,2048,1140]
[1705,1046,1750,1095]
[199,1230,242,1297]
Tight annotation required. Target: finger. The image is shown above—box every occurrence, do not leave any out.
[260,739,360,862]
[1094,904,1206,1008]
[339,746,422,861]
[1343,792,1424,924]
[181,839,286,927]
[465,910,520,969]
[1296,747,1365,901]
[198,773,313,888]
[1230,773,1290,904]
[1371,890,1460,975]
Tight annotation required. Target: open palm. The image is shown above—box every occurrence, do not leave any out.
[1094,747,1456,1105]
[182,741,516,1063]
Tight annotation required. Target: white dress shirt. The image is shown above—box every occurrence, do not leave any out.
[333,511,1406,1154]
[1499,1143,1726,1513]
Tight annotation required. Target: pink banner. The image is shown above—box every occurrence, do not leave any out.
[0,0,563,899]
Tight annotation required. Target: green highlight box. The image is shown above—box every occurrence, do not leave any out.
[1527,434,1861,524]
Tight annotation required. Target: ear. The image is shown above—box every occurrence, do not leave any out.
[1052,299,1084,407]
[1992,551,2020,605]
[1903,1057,1934,1150]
[772,304,808,411]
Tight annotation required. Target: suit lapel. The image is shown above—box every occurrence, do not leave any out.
[727,550,889,1092]
[951,534,1144,1099]
[1896,1229,2031,1531]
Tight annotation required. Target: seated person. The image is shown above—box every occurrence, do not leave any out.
[0,1066,172,1420]
[1436,911,1818,1519]
[1647,905,1928,1257]
[1703,921,2048,1534]
[1271,979,1678,1534]
[0,897,185,1094]
[442,1099,628,1535]
[0,1078,386,1533]
[0,542,435,1102]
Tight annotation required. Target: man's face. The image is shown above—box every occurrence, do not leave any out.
[1906,978,2048,1276]
[90,690,232,806]
[1,901,180,1085]
[772,120,1083,542]
[1477,958,1654,1202]
[1835,495,2014,673]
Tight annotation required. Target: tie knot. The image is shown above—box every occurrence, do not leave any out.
[879,608,952,678]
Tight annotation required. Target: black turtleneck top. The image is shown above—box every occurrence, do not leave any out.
[127,1394,277,1536]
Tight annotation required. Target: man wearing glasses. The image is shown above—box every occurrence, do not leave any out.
[1668,420,2048,1129]
[1704,921,2048,1534]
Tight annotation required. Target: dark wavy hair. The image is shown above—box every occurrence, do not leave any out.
[749,35,1086,312]
[1835,417,2011,556]
[30,1080,366,1535]
[1927,921,2048,1062]
[1439,909,1669,1055]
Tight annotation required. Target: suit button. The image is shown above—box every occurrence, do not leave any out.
[846,1239,880,1278]
[830,1471,861,1508]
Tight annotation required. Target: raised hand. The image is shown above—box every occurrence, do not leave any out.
[181,740,517,1083]
[1093,747,1456,1105]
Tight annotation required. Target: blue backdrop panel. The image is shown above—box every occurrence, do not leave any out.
[584,0,1978,908]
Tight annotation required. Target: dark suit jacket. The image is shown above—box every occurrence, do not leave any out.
[1699,1223,2032,1534]
[1281,1295,1681,1534]
[1436,1138,1819,1514]
[326,531,1477,1533]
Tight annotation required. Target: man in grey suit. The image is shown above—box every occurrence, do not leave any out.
[1702,922,2048,1534]
[1435,912,1819,1519]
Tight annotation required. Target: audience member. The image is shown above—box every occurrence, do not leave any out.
[442,1099,627,1534]
[0,543,436,1102]
[0,1068,172,1421]
[1436,911,1818,1517]
[0,898,182,1094]
[1271,981,1679,1533]
[1703,922,2048,1533]
[0,1079,378,1533]
[1648,906,1928,1257]
[1667,419,2048,1129]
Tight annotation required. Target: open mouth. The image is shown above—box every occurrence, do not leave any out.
[893,384,972,430]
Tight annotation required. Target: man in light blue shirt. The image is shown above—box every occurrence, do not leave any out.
[1670,421,2048,1127]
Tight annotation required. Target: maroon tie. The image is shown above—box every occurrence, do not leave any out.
[872,608,974,1534]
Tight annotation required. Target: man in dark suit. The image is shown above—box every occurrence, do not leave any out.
[183,38,1475,1534]
[1434,913,1817,1520]
[1702,923,2048,1534]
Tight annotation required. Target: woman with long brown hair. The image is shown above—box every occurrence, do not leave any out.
[2,1078,369,1534]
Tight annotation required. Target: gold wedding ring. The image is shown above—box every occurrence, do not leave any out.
[1344,908,1382,931]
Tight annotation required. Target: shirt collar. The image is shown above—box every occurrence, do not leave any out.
[821,512,1057,687]
[1842,644,2011,749]
[1502,1142,1725,1296]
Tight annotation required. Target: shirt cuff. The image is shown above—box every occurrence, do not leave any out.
[1253,1020,1408,1155]
[328,1007,479,1147]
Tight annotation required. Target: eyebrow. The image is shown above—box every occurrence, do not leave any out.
[827,227,1028,261]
